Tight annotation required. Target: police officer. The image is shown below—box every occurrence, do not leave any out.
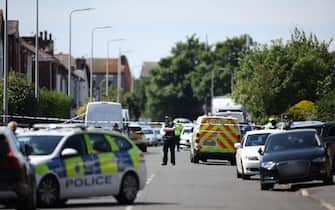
[161,116,176,166]
[174,120,183,152]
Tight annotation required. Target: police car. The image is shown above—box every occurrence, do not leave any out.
[17,124,146,207]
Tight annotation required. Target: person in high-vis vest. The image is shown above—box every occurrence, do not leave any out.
[174,120,183,152]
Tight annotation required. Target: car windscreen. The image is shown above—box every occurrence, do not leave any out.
[245,133,270,146]
[183,128,192,134]
[17,135,63,155]
[154,129,160,134]
[143,129,153,134]
[265,131,320,153]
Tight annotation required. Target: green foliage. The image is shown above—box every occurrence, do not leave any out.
[144,34,253,121]
[288,100,317,121]
[38,88,71,118]
[0,72,36,116]
[233,28,334,121]
[316,90,335,121]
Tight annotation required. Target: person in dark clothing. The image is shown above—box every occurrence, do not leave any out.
[161,116,176,166]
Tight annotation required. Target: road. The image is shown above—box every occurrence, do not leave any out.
[2,146,325,210]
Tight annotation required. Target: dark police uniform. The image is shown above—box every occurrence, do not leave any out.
[162,121,176,165]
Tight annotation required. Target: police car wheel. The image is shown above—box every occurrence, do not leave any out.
[116,173,139,204]
[37,177,59,207]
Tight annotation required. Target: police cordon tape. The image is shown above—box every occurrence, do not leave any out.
[2,114,264,128]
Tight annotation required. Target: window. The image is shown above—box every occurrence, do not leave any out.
[245,133,270,147]
[62,134,87,155]
[328,126,335,137]
[89,134,112,153]
[112,135,132,151]
[18,135,63,155]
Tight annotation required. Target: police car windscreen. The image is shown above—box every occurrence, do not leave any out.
[17,135,63,155]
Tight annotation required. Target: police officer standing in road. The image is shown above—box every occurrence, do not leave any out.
[161,116,176,166]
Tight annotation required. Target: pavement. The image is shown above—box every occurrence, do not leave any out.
[300,183,335,210]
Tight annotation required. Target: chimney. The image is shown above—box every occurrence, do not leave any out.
[44,31,47,40]
[49,33,52,40]
[39,32,43,40]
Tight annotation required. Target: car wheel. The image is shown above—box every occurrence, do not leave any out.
[323,175,334,185]
[236,167,241,178]
[37,176,59,208]
[190,152,194,163]
[193,154,199,164]
[260,183,273,191]
[116,173,139,204]
[230,157,236,166]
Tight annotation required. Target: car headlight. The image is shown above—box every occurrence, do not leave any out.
[246,156,259,161]
[312,156,326,163]
[261,161,276,170]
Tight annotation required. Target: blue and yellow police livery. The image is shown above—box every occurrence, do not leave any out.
[17,126,146,207]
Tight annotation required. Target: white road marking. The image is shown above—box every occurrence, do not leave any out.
[125,173,156,210]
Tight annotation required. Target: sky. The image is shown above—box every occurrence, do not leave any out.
[1,0,335,78]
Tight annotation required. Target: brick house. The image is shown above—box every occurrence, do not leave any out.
[88,55,132,97]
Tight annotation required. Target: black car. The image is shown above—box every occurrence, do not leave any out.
[285,121,335,172]
[0,127,36,210]
[259,129,333,190]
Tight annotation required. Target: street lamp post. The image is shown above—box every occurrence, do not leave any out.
[90,26,112,101]
[3,0,8,125]
[35,0,39,99]
[106,38,125,97]
[68,8,94,98]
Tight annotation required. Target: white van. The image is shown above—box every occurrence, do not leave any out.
[85,102,123,129]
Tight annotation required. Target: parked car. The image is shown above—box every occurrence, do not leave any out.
[235,129,281,179]
[259,129,333,190]
[17,125,147,207]
[128,123,148,152]
[153,128,163,145]
[282,120,335,173]
[180,126,194,148]
[0,127,36,210]
[142,127,159,146]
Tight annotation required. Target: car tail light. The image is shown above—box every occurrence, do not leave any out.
[0,141,21,169]
[140,153,145,163]
[195,133,200,143]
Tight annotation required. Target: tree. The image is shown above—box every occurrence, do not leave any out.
[288,100,317,121]
[233,28,334,120]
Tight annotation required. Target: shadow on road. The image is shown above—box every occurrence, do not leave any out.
[62,201,178,209]
[270,182,326,192]
[199,160,232,166]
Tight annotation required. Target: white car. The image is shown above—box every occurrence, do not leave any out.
[17,124,146,207]
[153,128,163,145]
[180,126,193,148]
[235,129,281,179]
[142,127,159,146]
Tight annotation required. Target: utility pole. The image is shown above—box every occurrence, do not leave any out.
[35,0,39,98]
[3,0,8,125]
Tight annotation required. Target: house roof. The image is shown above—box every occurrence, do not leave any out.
[54,53,76,68]
[140,61,159,77]
[87,58,121,74]
[21,40,58,62]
